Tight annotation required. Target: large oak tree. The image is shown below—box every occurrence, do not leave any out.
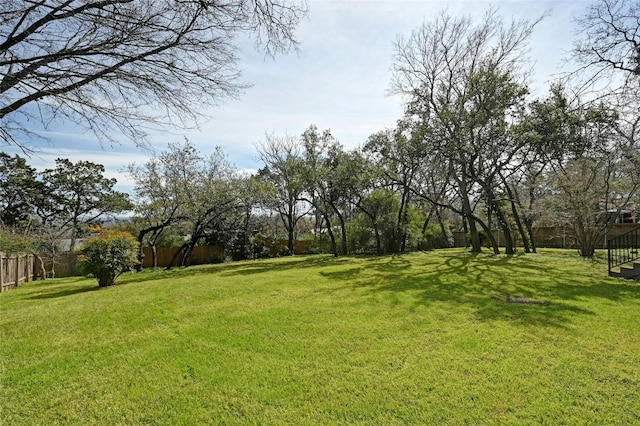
[390,8,543,253]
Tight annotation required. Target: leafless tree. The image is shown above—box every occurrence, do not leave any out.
[256,132,310,255]
[572,0,639,150]
[573,0,640,86]
[0,0,307,150]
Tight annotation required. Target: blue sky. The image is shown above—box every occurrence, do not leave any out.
[3,0,590,193]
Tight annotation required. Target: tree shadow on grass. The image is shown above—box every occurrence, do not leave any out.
[27,284,100,299]
[317,252,640,329]
[111,255,345,286]
[21,277,101,300]
[22,253,639,325]
[217,255,348,277]
[17,255,349,299]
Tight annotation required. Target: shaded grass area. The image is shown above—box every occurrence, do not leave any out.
[1,249,640,424]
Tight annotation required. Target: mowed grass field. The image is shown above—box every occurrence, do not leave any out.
[1,249,639,425]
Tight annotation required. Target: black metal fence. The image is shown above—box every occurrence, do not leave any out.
[608,227,640,275]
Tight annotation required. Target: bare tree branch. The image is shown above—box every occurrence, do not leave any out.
[571,0,640,92]
[0,0,308,150]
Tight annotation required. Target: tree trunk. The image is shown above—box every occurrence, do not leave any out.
[509,199,530,253]
[324,214,339,257]
[575,224,600,258]
[459,175,482,252]
[96,268,115,287]
[135,230,148,272]
[357,203,381,255]
[474,216,500,255]
[280,209,296,256]
[436,207,452,248]
[69,216,79,253]
[182,238,198,266]
[34,254,47,280]
[287,211,295,255]
[333,207,348,255]
[503,179,531,253]
[396,187,411,253]
[165,243,189,270]
[494,205,515,255]
[136,222,171,271]
[400,208,409,253]
[463,198,482,252]
[150,245,157,268]
[524,218,537,253]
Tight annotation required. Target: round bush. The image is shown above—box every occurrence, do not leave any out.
[78,230,139,287]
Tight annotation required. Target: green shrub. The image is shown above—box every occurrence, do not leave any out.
[0,227,34,254]
[419,222,455,250]
[78,230,139,287]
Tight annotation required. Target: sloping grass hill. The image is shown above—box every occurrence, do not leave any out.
[1,249,639,424]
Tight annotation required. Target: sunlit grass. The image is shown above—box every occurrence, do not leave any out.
[2,249,639,424]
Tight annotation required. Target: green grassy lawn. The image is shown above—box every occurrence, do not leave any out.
[1,249,639,425]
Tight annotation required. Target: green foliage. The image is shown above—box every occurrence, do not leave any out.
[0,153,42,228]
[401,204,426,250]
[1,154,132,260]
[151,229,185,248]
[42,158,132,249]
[221,230,272,261]
[526,85,637,257]
[0,227,34,254]
[346,220,376,254]
[78,229,139,287]
[419,221,454,250]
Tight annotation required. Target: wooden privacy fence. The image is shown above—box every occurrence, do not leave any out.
[451,223,640,250]
[40,252,79,278]
[142,246,224,268]
[0,252,35,292]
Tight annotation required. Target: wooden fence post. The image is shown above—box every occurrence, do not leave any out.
[15,255,20,288]
[27,254,33,282]
[0,252,4,292]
